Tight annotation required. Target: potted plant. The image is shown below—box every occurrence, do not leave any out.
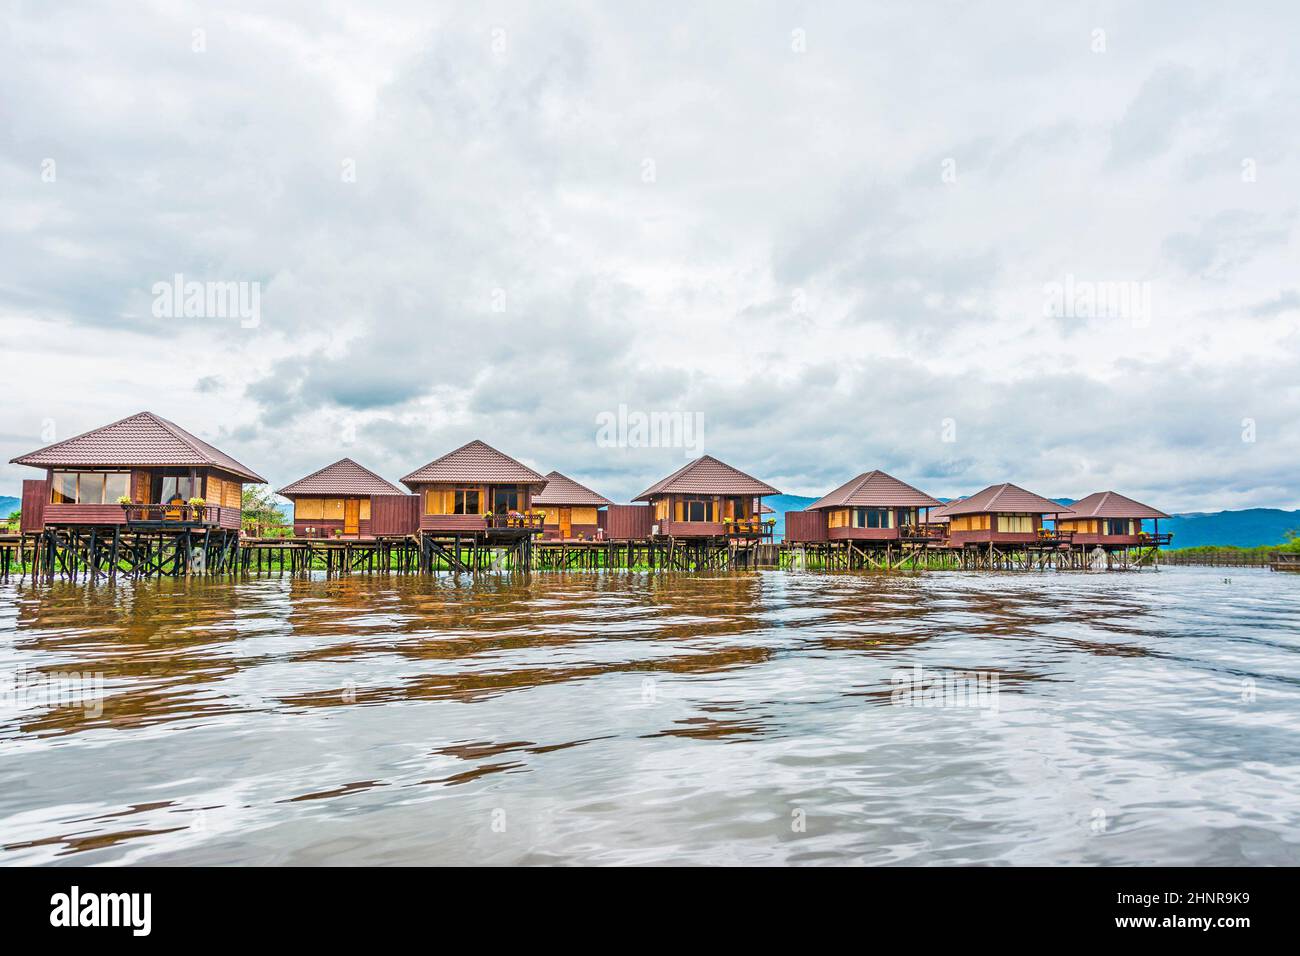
[188,497,206,521]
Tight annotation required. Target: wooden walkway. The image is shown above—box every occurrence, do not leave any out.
[0,529,1244,581]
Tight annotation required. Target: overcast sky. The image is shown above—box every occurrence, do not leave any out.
[2,1,1297,510]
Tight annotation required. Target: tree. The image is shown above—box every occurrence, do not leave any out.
[241,485,288,537]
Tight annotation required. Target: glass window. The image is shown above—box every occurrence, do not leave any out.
[1105,519,1131,536]
[78,473,105,505]
[854,508,892,528]
[683,499,713,522]
[159,476,197,503]
[997,514,1033,533]
[492,488,519,513]
[455,490,480,515]
[104,473,130,503]
[52,472,77,503]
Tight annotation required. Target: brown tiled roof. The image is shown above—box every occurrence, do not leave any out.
[9,410,264,482]
[277,458,406,497]
[928,498,962,518]
[1067,491,1169,520]
[806,470,942,511]
[938,483,1075,517]
[400,439,546,487]
[532,471,613,507]
[634,455,780,500]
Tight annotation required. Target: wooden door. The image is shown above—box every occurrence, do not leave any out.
[559,507,572,538]
[344,498,361,535]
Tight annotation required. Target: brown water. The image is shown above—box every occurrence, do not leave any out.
[1,567,1298,865]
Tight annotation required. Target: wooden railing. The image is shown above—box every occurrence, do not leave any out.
[486,513,546,531]
[900,524,947,541]
[1161,550,1270,567]
[724,519,776,540]
[1137,532,1173,547]
[1035,528,1074,545]
[124,503,225,525]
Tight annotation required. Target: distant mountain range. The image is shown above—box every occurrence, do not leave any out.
[764,494,1300,549]
[4,492,1297,549]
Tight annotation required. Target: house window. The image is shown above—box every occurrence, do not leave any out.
[853,508,892,528]
[104,473,129,503]
[455,489,480,515]
[52,472,77,504]
[996,514,1034,533]
[158,476,198,503]
[683,498,713,522]
[1105,519,1132,536]
[50,471,131,504]
[492,488,519,514]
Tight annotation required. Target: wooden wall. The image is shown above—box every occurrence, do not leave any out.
[604,504,655,540]
[20,479,49,532]
[371,494,419,535]
[784,510,828,543]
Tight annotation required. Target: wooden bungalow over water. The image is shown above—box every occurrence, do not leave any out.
[532,471,612,540]
[277,458,415,539]
[10,411,263,532]
[400,440,547,536]
[786,470,942,545]
[633,455,779,539]
[937,483,1075,547]
[1057,491,1172,548]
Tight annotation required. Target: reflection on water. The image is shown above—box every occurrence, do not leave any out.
[1,567,1298,865]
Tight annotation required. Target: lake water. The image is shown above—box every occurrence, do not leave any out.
[1,566,1298,865]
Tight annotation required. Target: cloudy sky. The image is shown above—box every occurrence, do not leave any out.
[2,1,1297,510]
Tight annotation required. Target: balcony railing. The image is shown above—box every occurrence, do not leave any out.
[1136,532,1173,547]
[485,513,546,531]
[900,523,947,541]
[1035,528,1074,545]
[123,503,226,525]
[723,519,776,540]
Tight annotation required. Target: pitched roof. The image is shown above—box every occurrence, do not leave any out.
[9,410,264,482]
[634,455,780,501]
[1067,491,1169,520]
[806,470,942,511]
[277,458,406,497]
[532,471,613,507]
[928,497,962,518]
[400,439,546,487]
[938,483,1075,517]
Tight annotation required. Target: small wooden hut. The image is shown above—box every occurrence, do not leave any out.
[938,483,1075,546]
[9,411,263,532]
[633,455,779,539]
[786,470,941,544]
[1057,491,1172,548]
[532,471,612,540]
[277,458,415,539]
[400,440,547,536]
